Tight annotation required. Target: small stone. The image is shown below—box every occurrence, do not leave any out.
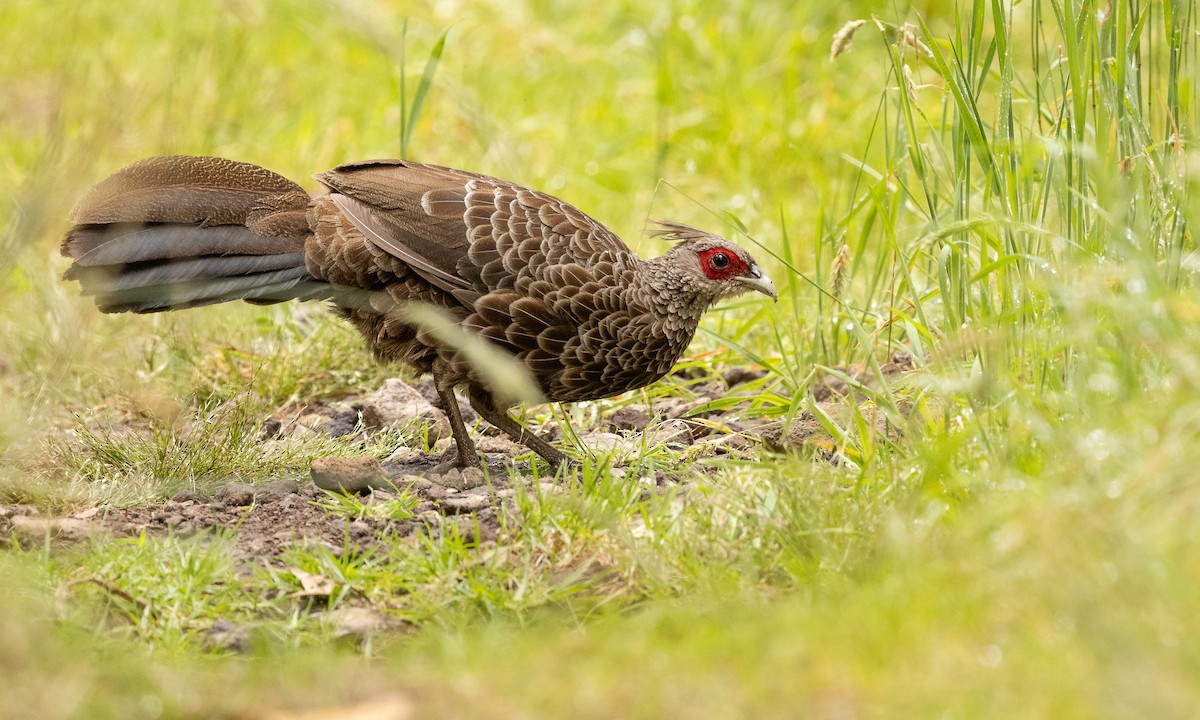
[644,419,694,446]
[382,446,424,464]
[437,494,491,515]
[361,379,451,442]
[311,457,390,494]
[583,432,634,454]
[431,466,487,491]
[324,404,362,438]
[414,481,449,501]
[475,435,527,456]
[259,417,283,440]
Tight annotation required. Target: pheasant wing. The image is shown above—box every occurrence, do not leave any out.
[313,160,634,302]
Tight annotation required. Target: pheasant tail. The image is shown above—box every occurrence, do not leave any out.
[62,156,328,313]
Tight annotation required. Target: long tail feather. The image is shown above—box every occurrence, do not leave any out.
[62,156,330,314]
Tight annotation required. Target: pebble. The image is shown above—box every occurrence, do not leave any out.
[437,494,491,515]
[311,456,390,494]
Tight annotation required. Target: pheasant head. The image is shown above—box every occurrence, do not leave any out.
[642,221,777,318]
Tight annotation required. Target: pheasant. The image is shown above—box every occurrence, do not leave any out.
[62,157,776,469]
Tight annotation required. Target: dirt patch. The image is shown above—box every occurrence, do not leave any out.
[89,470,514,558]
[5,367,916,557]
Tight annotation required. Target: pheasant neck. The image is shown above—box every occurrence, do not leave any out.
[636,256,712,350]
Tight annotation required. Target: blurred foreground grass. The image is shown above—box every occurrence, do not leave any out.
[2,0,1200,717]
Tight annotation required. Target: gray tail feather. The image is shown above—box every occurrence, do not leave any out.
[62,156,331,314]
[62,222,331,314]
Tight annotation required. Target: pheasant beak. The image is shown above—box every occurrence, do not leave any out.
[735,264,777,301]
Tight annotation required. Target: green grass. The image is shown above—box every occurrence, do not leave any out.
[2,0,1200,717]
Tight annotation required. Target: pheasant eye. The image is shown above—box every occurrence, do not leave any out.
[711,252,729,269]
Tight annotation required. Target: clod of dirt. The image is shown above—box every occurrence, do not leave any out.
[361,378,451,442]
[607,405,651,432]
[219,483,258,507]
[311,457,391,494]
[723,365,768,387]
[262,478,302,496]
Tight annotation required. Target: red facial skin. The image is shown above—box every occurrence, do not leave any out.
[697,247,749,281]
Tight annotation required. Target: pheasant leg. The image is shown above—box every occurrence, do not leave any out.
[436,384,483,469]
[467,388,566,470]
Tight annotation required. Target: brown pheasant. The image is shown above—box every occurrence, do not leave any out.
[62,157,776,469]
